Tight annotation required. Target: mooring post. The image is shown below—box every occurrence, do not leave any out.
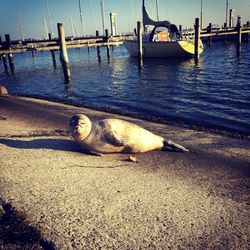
[179,25,182,33]
[49,33,56,68]
[5,34,15,72]
[179,25,182,38]
[105,29,110,62]
[137,21,143,68]
[194,18,200,63]
[236,16,242,53]
[245,22,249,42]
[0,36,2,60]
[207,23,212,46]
[96,30,101,62]
[223,22,227,42]
[57,23,70,82]
[2,54,8,72]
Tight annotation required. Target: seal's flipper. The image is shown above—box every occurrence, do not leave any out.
[163,139,189,152]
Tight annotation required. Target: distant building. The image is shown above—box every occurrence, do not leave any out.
[229,9,235,27]
[110,13,117,36]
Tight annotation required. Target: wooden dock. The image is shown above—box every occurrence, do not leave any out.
[181,25,250,41]
[0,20,249,56]
[0,18,249,79]
[0,33,130,55]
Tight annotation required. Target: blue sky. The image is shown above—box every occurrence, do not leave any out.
[0,0,249,40]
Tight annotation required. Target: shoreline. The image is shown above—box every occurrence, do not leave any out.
[0,94,249,249]
[10,93,250,140]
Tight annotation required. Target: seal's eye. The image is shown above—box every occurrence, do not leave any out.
[70,118,77,126]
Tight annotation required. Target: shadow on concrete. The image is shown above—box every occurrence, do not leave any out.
[0,198,55,249]
[0,138,82,152]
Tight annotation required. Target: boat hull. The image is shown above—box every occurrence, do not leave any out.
[124,39,203,58]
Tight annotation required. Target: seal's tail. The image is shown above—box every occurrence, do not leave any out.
[163,139,189,152]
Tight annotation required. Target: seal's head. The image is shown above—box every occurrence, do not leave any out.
[69,114,91,141]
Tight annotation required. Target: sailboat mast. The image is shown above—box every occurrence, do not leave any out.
[70,15,75,37]
[78,0,84,36]
[200,0,203,29]
[89,0,94,35]
[73,23,79,37]
[156,0,159,21]
[18,9,25,41]
[45,0,54,37]
[226,0,229,27]
[43,18,49,39]
[100,0,105,35]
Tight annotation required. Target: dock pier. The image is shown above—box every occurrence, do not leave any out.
[57,23,70,82]
[0,22,128,80]
[0,18,250,74]
[194,17,201,63]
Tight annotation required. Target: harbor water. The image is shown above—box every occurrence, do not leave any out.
[1,42,250,137]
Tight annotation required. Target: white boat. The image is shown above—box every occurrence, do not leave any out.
[124,1,203,58]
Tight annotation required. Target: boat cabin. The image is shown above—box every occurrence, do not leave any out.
[149,24,181,42]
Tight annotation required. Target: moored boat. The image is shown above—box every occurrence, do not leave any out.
[124,0,203,58]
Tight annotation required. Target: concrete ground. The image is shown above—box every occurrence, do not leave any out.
[0,95,249,249]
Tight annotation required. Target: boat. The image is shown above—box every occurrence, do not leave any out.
[124,0,203,58]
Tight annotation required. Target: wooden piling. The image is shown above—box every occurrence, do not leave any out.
[105,29,110,62]
[222,22,227,42]
[5,34,15,72]
[194,18,200,63]
[57,23,70,81]
[179,25,182,33]
[245,23,249,42]
[237,16,242,53]
[49,33,56,68]
[96,30,101,62]
[0,36,2,59]
[137,21,143,68]
[2,54,8,72]
[207,23,212,46]
[134,28,137,36]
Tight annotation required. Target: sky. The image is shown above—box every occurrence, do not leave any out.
[0,0,249,40]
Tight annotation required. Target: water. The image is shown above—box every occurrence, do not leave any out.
[1,42,250,137]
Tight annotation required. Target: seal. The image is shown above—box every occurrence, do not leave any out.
[69,114,188,155]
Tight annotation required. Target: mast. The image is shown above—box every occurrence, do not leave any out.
[156,0,159,21]
[130,0,136,31]
[142,0,170,32]
[70,15,75,37]
[142,0,145,31]
[78,0,84,36]
[43,18,49,39]
[100,0,105,35]
[18,9,25,41]
[200,0,203,29]
[226,0,229,27]
[45,0,54,37]
[73,22,79,37]
[89,0,94,35]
